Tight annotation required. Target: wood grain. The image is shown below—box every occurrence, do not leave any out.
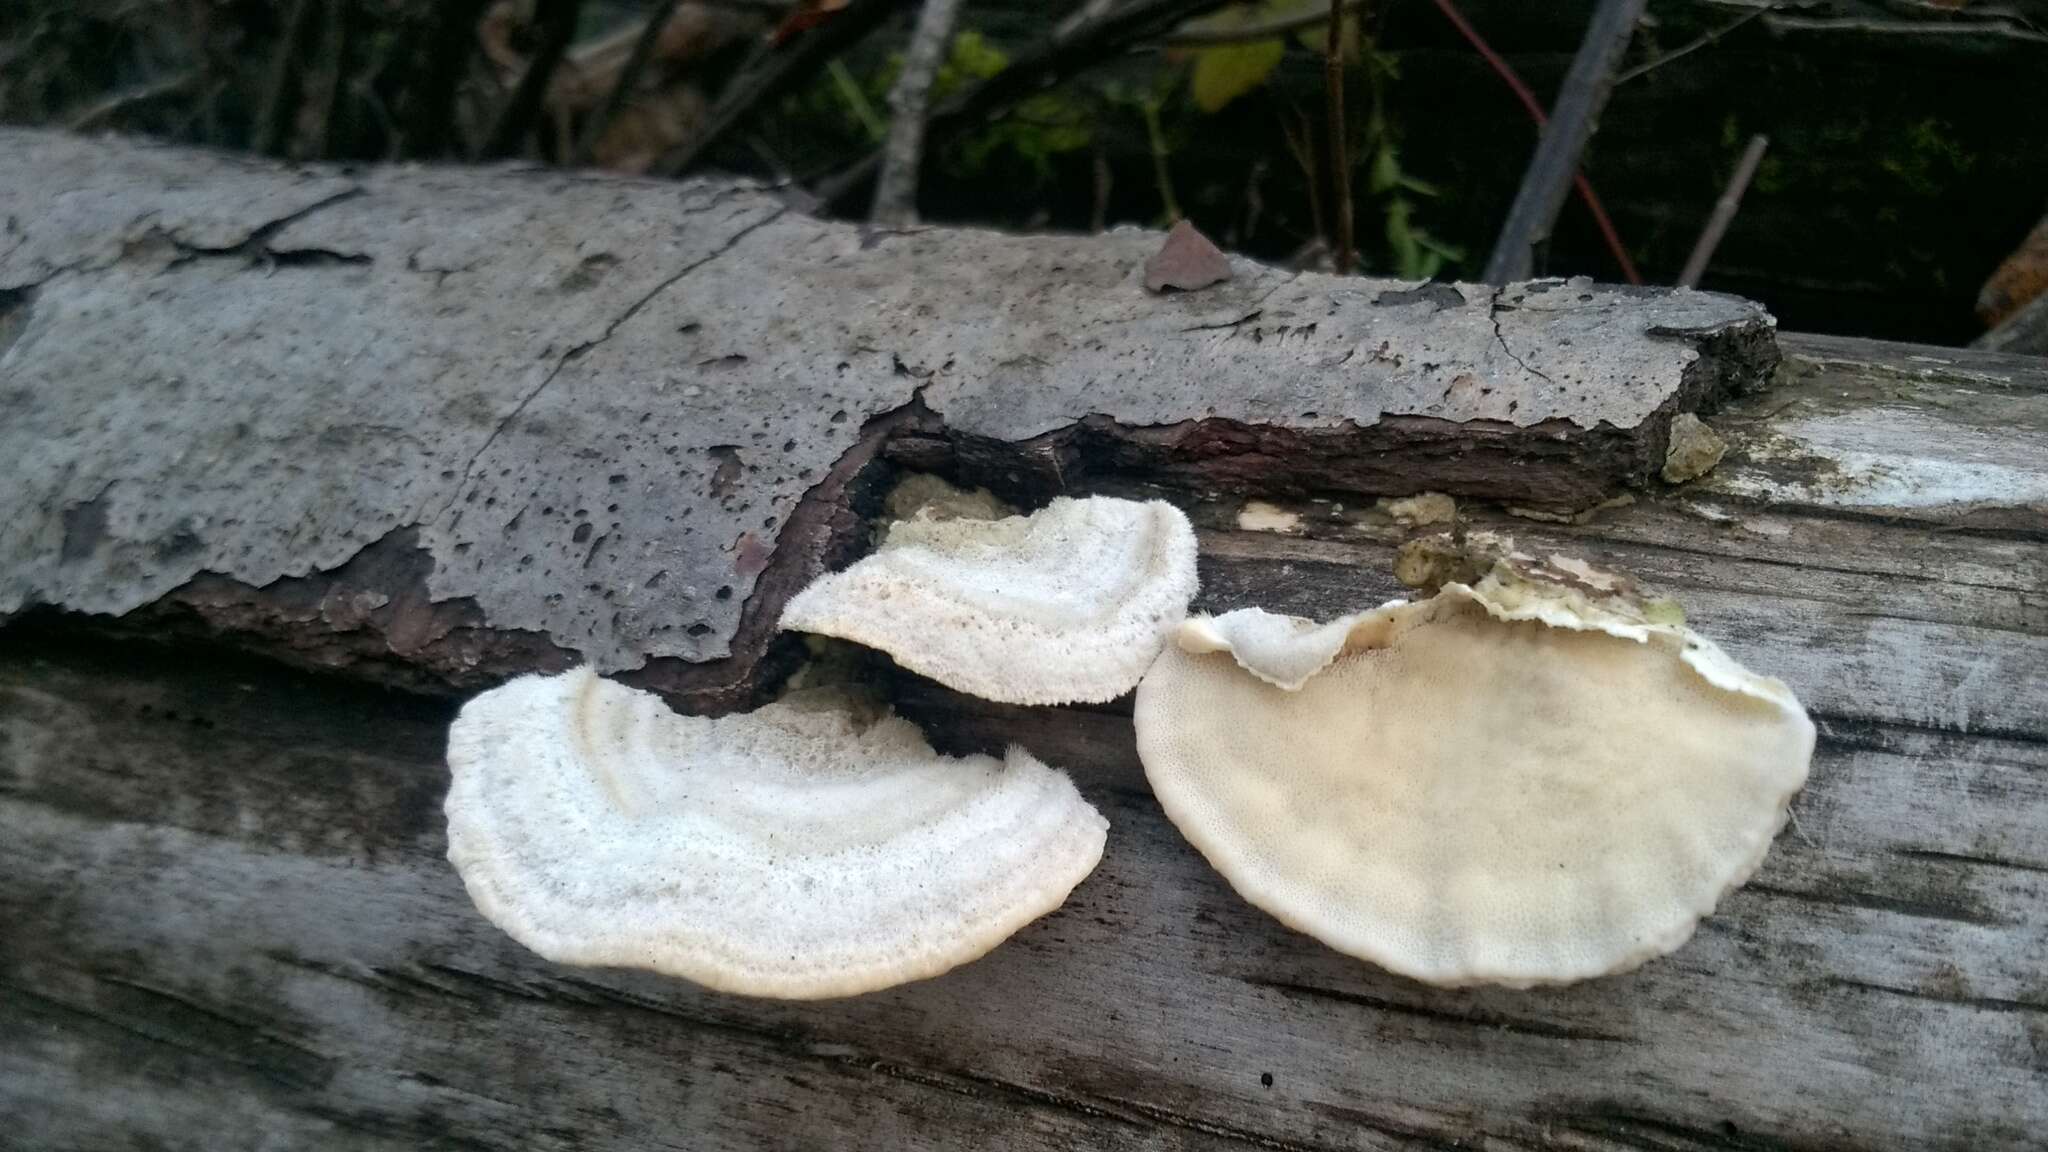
[4,333,2045,1150]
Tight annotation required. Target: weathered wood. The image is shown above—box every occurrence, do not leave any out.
[2,131,2044,1150]
[0,130,1774,711]
[3,320,2046,1149]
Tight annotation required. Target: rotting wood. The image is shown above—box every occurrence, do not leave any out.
[3,429,2044,1151]
[1,140,2044,1152]
[0,130,1774,711]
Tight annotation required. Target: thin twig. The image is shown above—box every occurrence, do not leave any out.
[1090,144,1112,232]
[570,0,683,166]
[65,71,200,132]
[479,0,585,159]
[1325,0,1353,274]
[1764,13,2048,44]
[1164,0,1370,46]
[1139,95,1181,221]
[815,0,1242,209]
[1679,133,1768,287]
[872,0,965,225]
[829,59,887,141]
[1053,0,1120,45]
[1615,3,1773,85]
[1478,0,1646,284]
[1428,0,1637,283]
[1280,105,1327,258]
[655,0,919,176]
[254,0,317,155]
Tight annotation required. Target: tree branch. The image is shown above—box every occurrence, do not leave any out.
[1615,3,1774,85]
[1481,0,1646,284]
[479,0,585,160]
[871,0,964,225]
[818,0,1242,210]
[1325,0,1353,274]
[1428,0,1639,284]
[1679,133,1768,287]
[655,0,919,176]
[1163,0,1370,46]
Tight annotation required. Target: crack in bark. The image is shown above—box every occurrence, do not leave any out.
[1247,977,1638,1045]
[1488,284,1557,387]
[1889,846,2048,876]
[435,967,1353,1152]
[1824,975,2048,1016]
[428,206,789,525]
[1742,880,2007,928]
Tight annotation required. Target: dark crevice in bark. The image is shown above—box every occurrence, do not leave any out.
[1244,977,1639,1045]
[0,312,1782,713]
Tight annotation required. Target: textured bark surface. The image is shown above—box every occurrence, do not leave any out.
[3,334,2044,1151]
[0,130,1775,711]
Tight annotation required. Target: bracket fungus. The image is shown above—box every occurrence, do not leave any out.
[1179,606,1390,691]
[779,494,1200,704]
[1135,540,1814,988]
[446,668,1108,998]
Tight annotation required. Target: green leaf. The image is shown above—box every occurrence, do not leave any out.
[1367,144,1400,194]
[934,30,1010,101]
[1190,38,1285,113]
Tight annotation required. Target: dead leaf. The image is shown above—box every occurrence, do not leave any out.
[1145,220,1233,293]
[1978,212,2048,328]
[771,0,851,46]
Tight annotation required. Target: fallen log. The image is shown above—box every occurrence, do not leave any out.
[2,131,2045,1152]
[0,130,1773,710]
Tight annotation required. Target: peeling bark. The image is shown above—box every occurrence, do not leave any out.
[2,130,1776,708]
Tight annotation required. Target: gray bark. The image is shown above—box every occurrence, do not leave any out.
[3,334,2045,1152]
[0,131,2044,1152]
[0,129,1774,710]
[870,0,965,226]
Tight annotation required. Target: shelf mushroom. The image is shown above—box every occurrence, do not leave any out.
[445,668,1108,998]
[780,492,1200,704]
[1135,539,1814,988]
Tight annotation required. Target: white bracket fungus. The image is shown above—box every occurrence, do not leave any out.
[446,668,1108,998]
[1179,606,1391,691]
[779,495,1200,705]
[1135,548,1814,988]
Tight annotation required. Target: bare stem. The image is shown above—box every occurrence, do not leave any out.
[871,0,964,225]
[1679,133,1768,287]
[1166,0,1369,46]
[1140,96,1181,223]
[1480,0,1645,284]
[1325,0,1354,274]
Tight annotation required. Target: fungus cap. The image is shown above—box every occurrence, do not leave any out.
[779,495,1199,705]
[1136,574,1813,988]
[446,669,1108,998]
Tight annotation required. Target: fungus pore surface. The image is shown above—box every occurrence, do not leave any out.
[779,494,1199,704]
[446,668,1108,998]
[1135,560,1814,988]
